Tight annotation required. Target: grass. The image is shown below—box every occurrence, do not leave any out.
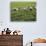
[10,2,36,21]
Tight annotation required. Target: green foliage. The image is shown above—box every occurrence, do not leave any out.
[10,2,36,21]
